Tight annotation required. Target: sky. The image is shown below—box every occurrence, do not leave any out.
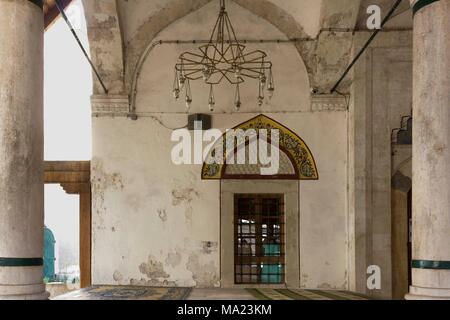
[44,0,91,274]
[44,0,92,161]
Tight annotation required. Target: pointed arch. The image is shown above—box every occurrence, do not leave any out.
[202,114,319,180]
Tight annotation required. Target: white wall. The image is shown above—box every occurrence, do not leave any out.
[92,0,349,289]
[134,0,310,114]
[92,111,348,288]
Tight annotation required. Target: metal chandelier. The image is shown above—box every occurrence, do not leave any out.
[172,0,275,112]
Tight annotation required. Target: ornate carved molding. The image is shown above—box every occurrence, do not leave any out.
[311,94,348,112]
[91,95,129,117]
[202,114,319,180]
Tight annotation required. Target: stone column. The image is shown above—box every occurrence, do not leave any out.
[0,0,48,300]
[406,0,450,300]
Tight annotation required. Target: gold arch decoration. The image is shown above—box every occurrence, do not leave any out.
[201,114,319,180]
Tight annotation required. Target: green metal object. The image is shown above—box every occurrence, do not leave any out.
[261,244,283,284]
[0,258,43,267]
[412,260,450,270]
[43,227,56,280]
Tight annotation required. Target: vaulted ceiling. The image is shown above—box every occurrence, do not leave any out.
[45,0,412,34]
[43,0,413,96]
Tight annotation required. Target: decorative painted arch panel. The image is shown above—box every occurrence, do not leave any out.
[201,115,318,180]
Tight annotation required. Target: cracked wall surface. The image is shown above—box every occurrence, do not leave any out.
[86,0,413,293]
[91,110,349,288]
[83,0,412,98]
[89,0,350,290]
[82,0,125,95]
[113,0,362,95]
[134,0,311,114]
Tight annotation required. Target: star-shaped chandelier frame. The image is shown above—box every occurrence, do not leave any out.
[173,0,275,111]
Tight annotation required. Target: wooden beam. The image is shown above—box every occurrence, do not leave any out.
[44,161,90,173]
[61,182,91,194]
[44,161,90,184]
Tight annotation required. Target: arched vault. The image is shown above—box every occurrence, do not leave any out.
[125,0,312,93]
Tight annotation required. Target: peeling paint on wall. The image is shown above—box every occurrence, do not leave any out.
[318,281,347,290]
[130,278,177,287]
[139,255,170,279]
[184,207,193,223]
[157,209,168,222]
[202,241,218,255]
[91,157,124,231]
[186,253,220,287]
[92,158,124,193]
[165,249,182,268]
[83,0,125,94]
[113,270,123,282]
[172,187,199,206]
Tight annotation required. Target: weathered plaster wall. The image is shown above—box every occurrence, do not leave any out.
[91,116,220,287]
[116,0,361,98]
[82,0,125,95]
[298,111,348,289]
[91,1,349,288]
[91,111,348,288]
[349,31,412,299]
[117,0,323,45]
[86,0,416,293]
[134,1,310,114]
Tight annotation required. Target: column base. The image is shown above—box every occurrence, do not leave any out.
[405,286,450,300]
[0,284,50,300]
[0,291,50,300]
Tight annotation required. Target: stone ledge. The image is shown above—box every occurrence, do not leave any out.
[311,94,348,112]
[91,95,129,117]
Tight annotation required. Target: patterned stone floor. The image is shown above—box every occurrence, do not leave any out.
[53,286,371,300]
